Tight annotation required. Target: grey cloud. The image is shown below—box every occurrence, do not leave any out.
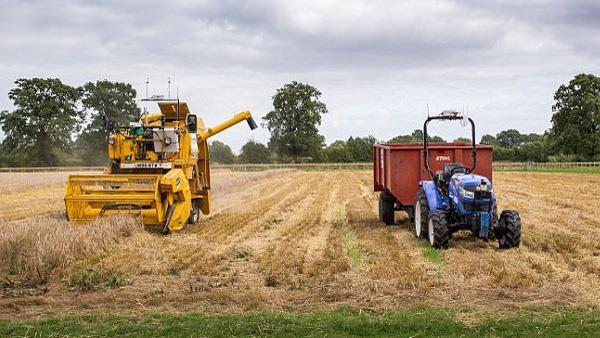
[0,0,598,150]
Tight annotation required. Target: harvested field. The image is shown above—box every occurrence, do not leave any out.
[1,170,599,318]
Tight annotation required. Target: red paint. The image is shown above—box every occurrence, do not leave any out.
[373,143,493,206]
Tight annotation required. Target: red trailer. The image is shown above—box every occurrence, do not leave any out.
[373,143,493,220]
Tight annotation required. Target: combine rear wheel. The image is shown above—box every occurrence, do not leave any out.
[428,211,450,249]
[188,201,200,224]
[497,210,521,249]
[379,191,395,225]
[414,190,429,239]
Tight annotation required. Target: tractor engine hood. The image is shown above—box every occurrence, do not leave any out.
[451,174,493,200]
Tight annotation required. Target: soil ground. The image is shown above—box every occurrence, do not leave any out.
[1,170,599,318]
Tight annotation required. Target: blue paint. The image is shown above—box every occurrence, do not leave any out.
[479,212,490,238]
[419,171,495,240]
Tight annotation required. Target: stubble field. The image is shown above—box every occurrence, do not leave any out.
[1,169,599,319]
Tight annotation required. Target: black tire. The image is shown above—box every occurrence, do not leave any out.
[497,210,521,249]
[379,191,395,225]
[414,190,429,239]
[488,203,499,240]
[428,211,450,249]
[188,201,200,225]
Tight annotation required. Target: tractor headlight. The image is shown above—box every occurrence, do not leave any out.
[108,138,115,145]
[459,186,475,199]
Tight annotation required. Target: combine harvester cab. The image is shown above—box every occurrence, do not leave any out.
[64,100,257,234]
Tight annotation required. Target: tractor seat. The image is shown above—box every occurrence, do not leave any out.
[443,163,467,181]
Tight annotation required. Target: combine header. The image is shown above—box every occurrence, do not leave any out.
[65,100,257,234]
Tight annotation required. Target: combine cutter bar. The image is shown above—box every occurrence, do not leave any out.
[64,174,165,225]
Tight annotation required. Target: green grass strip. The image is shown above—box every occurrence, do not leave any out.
[2,307,600,337]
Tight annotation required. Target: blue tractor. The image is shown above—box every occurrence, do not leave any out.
[414,112,521,249]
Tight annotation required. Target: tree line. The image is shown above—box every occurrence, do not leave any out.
[1,74,599,166]
[216,74,600,164]
[0,78,139,166]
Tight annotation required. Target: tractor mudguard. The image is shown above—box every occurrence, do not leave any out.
[421,181,444,212]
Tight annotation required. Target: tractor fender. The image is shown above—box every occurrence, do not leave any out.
[421,181,442,212]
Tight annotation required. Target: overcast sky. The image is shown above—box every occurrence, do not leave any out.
[1,0,599,152]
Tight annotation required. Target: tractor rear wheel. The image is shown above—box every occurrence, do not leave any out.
[428,211,450,249]
[379,191,395,225]
[414,190,429,239]
[497,210,521,249]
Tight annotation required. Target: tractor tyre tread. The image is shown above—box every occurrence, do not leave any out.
[498,210,521,249]
[430,211,451,249]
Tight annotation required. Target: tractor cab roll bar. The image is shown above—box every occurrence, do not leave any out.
[423,111,476,180]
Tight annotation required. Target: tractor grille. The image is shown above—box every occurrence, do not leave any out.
[474,191,492,200]
[463,202,490,212]
[464,186,492,200]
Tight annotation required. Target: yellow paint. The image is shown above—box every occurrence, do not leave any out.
[64,101,255,233]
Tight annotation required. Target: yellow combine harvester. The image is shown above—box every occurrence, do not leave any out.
[64,100,257,234]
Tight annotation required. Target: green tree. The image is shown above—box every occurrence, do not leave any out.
[480,134,497,145]
[76,80,140,165]
[345,136,377,162]
[209,140,236,164]
[453,137,472,144]
[238,140,271,163]
[516,136,549,162]
[550,74,600,160]
[81,80,140,135]
[496,129,524,149]
[0,78,83,166]
[388,134,417,143]
[430,136,446,143]
[388,129,445,144]
[320,140,352,162]
[263,81,328,162]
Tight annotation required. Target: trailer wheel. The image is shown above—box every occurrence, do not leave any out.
[497,210,521,249]
[428,211,450,249]
[188,201,200,225]
[379,191,395,225]
[414,190,429,239]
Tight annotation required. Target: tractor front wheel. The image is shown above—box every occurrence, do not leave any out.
[428,211,450,249]
[414,190,429,239]
[497,210,521,249]
[379,191,395,225]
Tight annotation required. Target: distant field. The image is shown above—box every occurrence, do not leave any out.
[498,166,600,174]
[2,161,599,173]
[0,169,599,335]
